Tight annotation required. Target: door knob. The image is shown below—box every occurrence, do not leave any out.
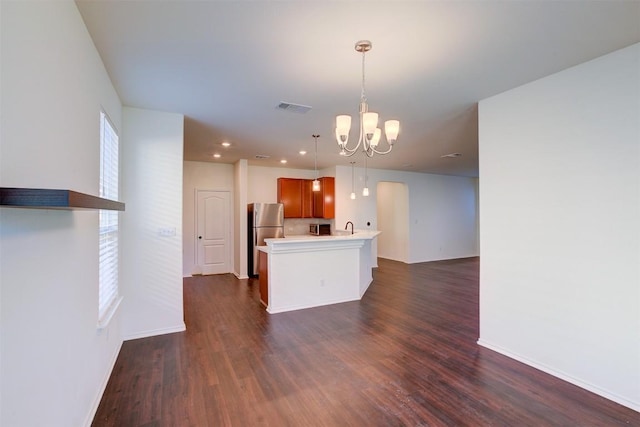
[198,236,202,239]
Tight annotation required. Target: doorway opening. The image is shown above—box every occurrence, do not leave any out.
[376,182,409,262]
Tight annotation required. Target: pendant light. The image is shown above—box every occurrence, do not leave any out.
[362,156,369,196]
[350,161,356,200]
[312,134,320,191]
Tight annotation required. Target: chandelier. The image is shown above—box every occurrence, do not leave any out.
[335,40,399,157]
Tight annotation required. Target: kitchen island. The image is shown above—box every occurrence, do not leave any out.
[257,230,380,314]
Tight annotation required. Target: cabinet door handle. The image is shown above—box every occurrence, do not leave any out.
[198,236,202,239]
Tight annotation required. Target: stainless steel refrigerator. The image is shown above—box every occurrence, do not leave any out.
[248,203,284,276]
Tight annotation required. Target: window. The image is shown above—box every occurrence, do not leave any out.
[98,111,120,326]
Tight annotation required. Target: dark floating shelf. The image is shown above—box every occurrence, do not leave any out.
[0,187,125,211]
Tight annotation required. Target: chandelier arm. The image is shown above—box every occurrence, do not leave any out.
[339,139,361,153]
[369,144,394,155]
[342,150,361,158]
[340,111,366,154]
[340,145,361,156]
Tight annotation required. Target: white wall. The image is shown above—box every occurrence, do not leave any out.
[247,165,319,203]
[234,160,248,278]
[120,107,185,340]
[183,161,234,277]
[335,165,478,264]
[0,2,123,426]
[478,43,640,411]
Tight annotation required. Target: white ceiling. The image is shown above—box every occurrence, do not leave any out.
[76,1,640,177]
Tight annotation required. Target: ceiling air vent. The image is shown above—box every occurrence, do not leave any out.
[276,102,312,114]
[255,154,270,159]
[441,153,462,158]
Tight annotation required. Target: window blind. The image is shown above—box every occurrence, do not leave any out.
[99,111,120,324]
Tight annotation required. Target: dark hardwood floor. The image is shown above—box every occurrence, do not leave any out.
[92,258,640,426]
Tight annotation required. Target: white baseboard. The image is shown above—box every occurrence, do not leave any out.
[234,272,249,280]
[477,339,640,413]
[359,278,373,298]
[267,296,361,314]
[123,323,186,341]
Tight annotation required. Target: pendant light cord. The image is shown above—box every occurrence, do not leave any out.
[351,162,355,193]
[364,156,367,185]
[313,134,319,179]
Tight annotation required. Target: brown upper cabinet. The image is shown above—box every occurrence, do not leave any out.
[277,177,334,219]
[313,177,335,219]
[301,179,314,218]
[277,178,304,218]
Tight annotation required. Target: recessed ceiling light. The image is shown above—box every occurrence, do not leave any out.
[441,153,462,158]
[280,159,287,164]
[299,150,307,155]
[221,142,231,148]
[213,153,221,158]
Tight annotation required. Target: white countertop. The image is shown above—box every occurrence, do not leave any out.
[266,230,381,244]
[258,230,381,254]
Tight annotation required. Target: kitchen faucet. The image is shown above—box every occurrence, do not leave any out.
[345,221,354,234]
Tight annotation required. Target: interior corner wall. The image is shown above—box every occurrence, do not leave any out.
[121,107,185,340]
[0,2,123,426]
[183,161,235,277]
[234,160,248,278]
[478,43,640,411]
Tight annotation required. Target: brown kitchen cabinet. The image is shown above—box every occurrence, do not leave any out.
[277,177,334,219]
[313,177,335,219]
[277,178,303,218]
[277,178,314,218]
[258,250,268,306]
[301,179,314,218]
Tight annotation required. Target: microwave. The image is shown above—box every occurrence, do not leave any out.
[309,223,331,236]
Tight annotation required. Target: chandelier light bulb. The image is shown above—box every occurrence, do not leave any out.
[362,187,369,197]
[363,112,378,135]
[385,120,400,144]
[336,115,351,144]
[312,179,320,191]
[370,129,381,147]
[350,192,356,200]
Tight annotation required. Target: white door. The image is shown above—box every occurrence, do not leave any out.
[196,190,231,275]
